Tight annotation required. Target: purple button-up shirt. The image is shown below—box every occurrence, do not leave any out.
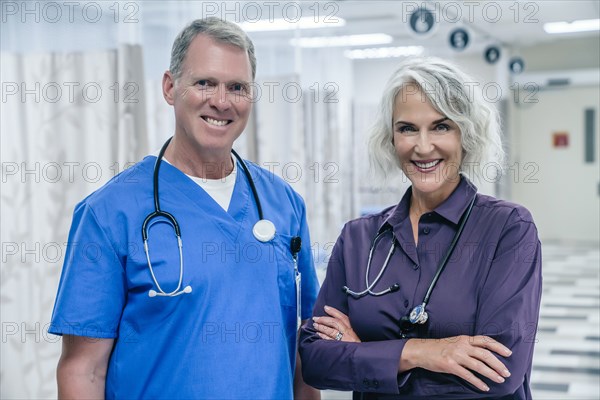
[300,176,542,399]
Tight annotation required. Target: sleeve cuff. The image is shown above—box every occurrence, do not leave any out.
[48,323,117,339]
[352,340,407,393]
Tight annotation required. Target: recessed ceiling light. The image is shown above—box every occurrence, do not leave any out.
[345,46,424,59]
[290,34,393,48]
[240,17,346,32]
[544,19,600,34]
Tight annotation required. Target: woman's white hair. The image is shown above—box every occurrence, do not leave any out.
[368,57,505,182]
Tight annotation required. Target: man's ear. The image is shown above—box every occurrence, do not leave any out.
[162,71,175,105]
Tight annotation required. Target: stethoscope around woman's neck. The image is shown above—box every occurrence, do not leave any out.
[343,193,477,328]
[141,137,277,297]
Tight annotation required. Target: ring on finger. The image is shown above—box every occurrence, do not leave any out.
[335,331,343,341]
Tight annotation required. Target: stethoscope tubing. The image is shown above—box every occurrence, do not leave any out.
[421,194,476,305]
[343,193,477,326]
[142,137,181,241]
[142,137,271,298]
[144,233,185,296]
[343,229,398,298]
[232,148,263,221]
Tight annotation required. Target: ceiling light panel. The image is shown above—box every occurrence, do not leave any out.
[290,33,393,48]
[240,17,346,32]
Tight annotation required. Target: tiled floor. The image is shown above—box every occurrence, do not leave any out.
[320,242,600,400]
[530,242,599,400]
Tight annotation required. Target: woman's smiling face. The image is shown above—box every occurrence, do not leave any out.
[393,84,463,199]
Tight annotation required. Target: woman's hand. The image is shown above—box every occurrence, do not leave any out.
[312,306,361,343]
[402,335,512,392]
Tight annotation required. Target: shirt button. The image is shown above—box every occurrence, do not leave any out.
[404,300,409,307]
[373,379,379,388]
[363,378,370,387]
[423,227,430,234]
[412,264,419,270]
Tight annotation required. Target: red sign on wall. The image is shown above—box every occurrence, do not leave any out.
[553,132,569,148]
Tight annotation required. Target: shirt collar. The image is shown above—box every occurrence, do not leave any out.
[434,175,478,224]
[381,174,478,230]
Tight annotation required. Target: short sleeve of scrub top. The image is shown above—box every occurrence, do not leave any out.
[49,201,126,338]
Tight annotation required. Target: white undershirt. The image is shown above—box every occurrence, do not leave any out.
[156,153,237,211]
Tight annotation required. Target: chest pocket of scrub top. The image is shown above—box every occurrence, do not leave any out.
[272,233,299,311]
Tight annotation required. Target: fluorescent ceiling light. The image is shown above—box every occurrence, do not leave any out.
[544,19,599,34]
[240,17,345,32]
[345,46,424,59]
[290,34,393,48]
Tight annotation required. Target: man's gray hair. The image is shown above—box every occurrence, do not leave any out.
[368,57,505,182]
[169,17,256,80]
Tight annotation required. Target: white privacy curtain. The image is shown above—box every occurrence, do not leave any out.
[252,75,352,267]
[0,45,148,398]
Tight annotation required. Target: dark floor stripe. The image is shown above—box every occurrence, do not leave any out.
[585,335,600,341]
[539,315,588,320]
[551,349,600,357]
[573,294,600,299]
[543,281,578,286]
[530,382,569,393]
[543,274,599,278]
[544,255,568,260]
[537,327,558,333]
[543,304,600,309]
[533,365,600,375]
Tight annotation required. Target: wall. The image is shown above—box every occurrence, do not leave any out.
[516,36,600,72]
[510,85,600,242]
[508,36,600,242]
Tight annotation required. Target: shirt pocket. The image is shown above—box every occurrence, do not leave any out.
[272,232,297,309]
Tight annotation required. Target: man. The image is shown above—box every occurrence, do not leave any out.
[50,17,320,399]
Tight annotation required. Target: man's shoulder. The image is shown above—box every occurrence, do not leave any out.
[78,156,152,211]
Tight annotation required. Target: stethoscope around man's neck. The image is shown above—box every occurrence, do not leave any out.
[343,193,476,328]
[141,136,276,297]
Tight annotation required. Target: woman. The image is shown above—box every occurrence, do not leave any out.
[299,58,542,399]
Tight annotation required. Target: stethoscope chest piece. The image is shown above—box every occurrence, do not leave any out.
[409,303,429,324]
[253,219,276,242]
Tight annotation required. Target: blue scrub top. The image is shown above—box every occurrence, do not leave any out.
[50,156,320,399]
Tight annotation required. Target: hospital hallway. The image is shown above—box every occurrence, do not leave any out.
[320,242,600,400]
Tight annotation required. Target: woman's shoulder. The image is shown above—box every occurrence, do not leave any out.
[475,193,536,226]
